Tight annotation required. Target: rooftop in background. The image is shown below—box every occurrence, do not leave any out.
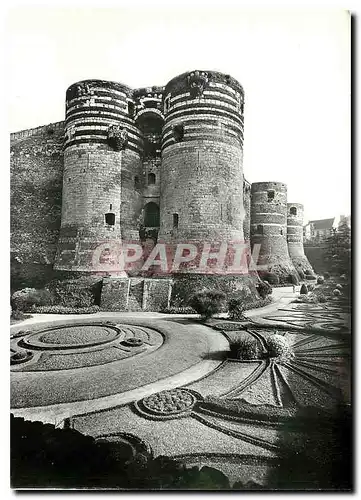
[307,218,335,230]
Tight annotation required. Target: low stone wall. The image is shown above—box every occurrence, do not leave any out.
[100,277,172,312]
[304,246,328,274]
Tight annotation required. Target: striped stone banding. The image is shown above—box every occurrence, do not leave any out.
[163,118,243,134]
[65,110,136,127]
[64,137,142,155]
[135,108,164,121]
[67,93,128,106]
[64,120,142,139]
[162,129,242,150]
[66,105,130,121]
[64,129,142,149]
[251,222,286,227]
[254,212,285,217]
[165,103,243,125]
[162,125,242,144]
[67,99,127,114]
[163,115,243,138]
[66,81,131,98]
[168,91,241,110]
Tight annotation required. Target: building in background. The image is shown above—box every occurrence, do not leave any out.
[303,215,351,243]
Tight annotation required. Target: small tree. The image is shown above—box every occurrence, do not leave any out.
[188,290,226,321]
[324,220,351,278]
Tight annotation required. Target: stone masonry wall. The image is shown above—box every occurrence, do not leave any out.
[10,122,65,291]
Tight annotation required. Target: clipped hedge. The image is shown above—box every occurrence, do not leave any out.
[31,305,100,314]
[229,338,263,360]
[11,288,54,312]
[266,334,293,358]
[160,306,196,314]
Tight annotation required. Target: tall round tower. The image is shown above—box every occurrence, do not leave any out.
[250,182,298,283]
[287,203,314,276]
[157,70,260,297]
[54,79,143,273]
[158,71,248,277]
[159,70,245,245]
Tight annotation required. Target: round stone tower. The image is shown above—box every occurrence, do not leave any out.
[287,203,314,276]
[54,79,143,274]
[157,70,260,297]
[250,182,298,283]
[159,70,245,246]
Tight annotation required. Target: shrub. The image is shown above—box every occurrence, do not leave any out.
[317,276,325,284]
[31,305,100,314]
[300,284,308,295]
[333,289,341,296]
[11,309,32,321]
[256,280,273,299]
[266,334,293,358]
[228,298,246,320]
[308,284,315,291]
[318,294,327,303]
[11,288,53,312]
[336,284,343,290]
[324,272,330,279]
[305,269,312,275]
[188,290,226,320]
[263,273,279,285]
[229,338,263,360]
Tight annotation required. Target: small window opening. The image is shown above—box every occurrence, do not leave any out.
[173,124,184,142]
[173,213,179,229]
[134,175,140,189]
[267,190,275,201]
[257,224,263,234]
[164,96,171,113]
[290,206,297,216]
[148,173,156,185]
[144,202,160,227]
[105,212,115,226]
[128,101,135,117]
[109,204,112,211]
[280,228,283,235]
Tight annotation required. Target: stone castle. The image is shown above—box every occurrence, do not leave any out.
[10,70,314,310]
